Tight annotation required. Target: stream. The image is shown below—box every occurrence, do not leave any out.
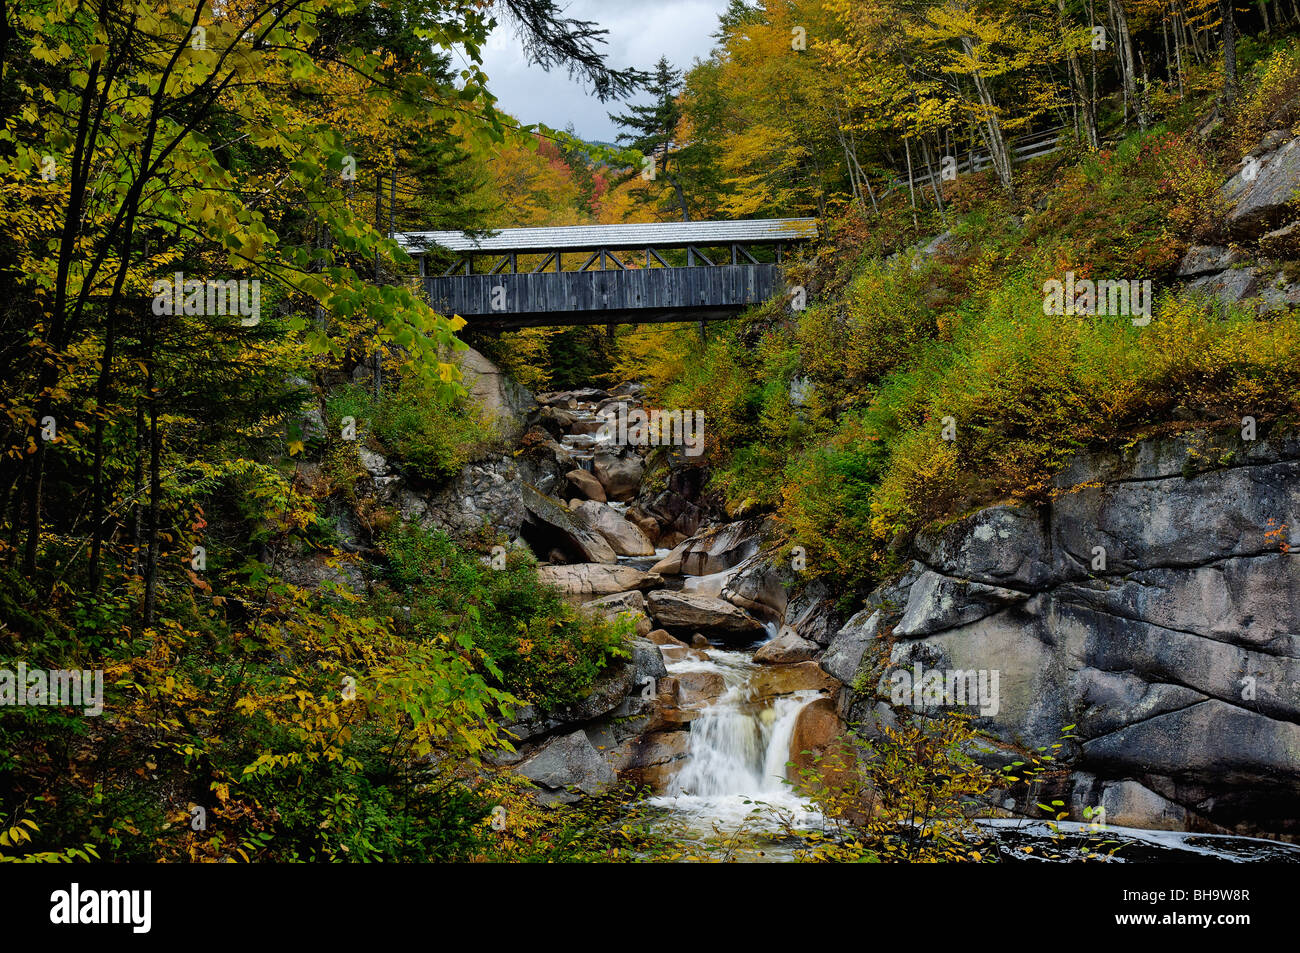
[543,391,1300,863]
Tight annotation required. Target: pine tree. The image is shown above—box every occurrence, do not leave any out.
[609,57,693,220]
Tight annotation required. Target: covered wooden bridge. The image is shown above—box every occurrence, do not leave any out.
[395,218,817,330]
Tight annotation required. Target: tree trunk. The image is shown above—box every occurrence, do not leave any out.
[1061,0,1100,149]
[87,307,118,592]
[962,48,1014,192]
[1220,0,1238,104]
[131,400,144,577]
[142,314,161,628]
[1111,0,1145,129]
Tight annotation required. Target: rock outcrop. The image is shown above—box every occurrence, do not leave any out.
[1176,129,1300,313]
[826,427,1300,838]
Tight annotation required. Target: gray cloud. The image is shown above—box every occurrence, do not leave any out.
[478,0,730,142]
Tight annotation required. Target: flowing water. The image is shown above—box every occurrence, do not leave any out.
[646,641,823,857]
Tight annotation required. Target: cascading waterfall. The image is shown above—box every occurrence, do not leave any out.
[650,648,821,834]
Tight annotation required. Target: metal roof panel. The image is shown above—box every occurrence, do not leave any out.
[395,218,817,254]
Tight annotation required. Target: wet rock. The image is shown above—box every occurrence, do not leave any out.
[646,590,766,636]
[660,645,710,663]
[673,670,726,707]
[753,626,819,664]
[1070,775,1189,832]
[592,451,644,502]
[570,500,656,556]
[536,405,577,438]
[751,661,838,698]
[565,468,606,502]
[788,697,849,786]
[645,629,688,648]
[537,387,610,405]
[616,730,691,789]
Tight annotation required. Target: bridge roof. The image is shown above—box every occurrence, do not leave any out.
[396,217,817,255]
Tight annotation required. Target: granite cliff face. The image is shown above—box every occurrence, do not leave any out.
[824,427,1300,837]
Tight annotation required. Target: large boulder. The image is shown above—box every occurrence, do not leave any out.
[1175,244,1244,278]
[570,500,655,556]
[751,661,839,699]
[516,730,616,805]
[635,461,712,540]
[651,518,767,576]
[565,468,607,502]
[719,553,791,623]
[592,451,644,502]
[521,483,617,563]
[753,626,820,664]
[821,609,880,685]
[893,571,1030,637]
[1222,132,1300,237]
[672,670,727,707]
[646,590,766,636]
[913,505,1052,589]
[788,697,849,788]
[616,730,692,790]
[854,428,1300,837]
[514,428,576,498]
[538,563,663,599]
[582,589,646,615]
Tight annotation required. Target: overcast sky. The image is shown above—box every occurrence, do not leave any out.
[475,0,732,143]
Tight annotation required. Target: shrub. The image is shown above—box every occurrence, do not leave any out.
[380,525,631,709]
[325,376,500,482]
[1231,39,1300,154]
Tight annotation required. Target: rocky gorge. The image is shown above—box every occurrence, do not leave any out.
[276,124,1300,847]
[305,339,1299,845]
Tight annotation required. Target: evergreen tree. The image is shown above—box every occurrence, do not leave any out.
[609,57,693,220]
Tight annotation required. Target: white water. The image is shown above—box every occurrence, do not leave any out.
[649,647,822,836]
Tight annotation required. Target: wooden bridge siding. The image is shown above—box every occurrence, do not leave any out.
[423,263,783,322]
